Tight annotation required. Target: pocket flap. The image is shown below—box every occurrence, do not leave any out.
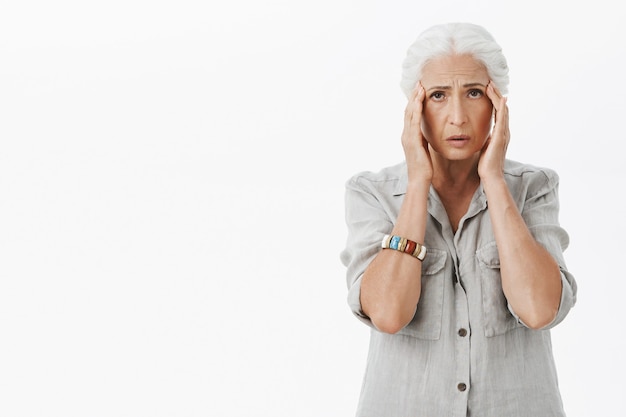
[476,242,500,268]
[422,248,446,275]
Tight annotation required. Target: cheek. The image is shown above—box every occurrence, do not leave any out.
[476,106,493,136]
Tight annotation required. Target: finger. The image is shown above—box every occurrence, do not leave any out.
[404,83,425,126]
[411,80,422,98]
[415,82,425,112]
[491,97,510,148]
[404,83,419,122]
[500,97,510,146]
[412,84,425,129]
[486,81,504,109]
[495,96,508,128]
[499,97,508,122]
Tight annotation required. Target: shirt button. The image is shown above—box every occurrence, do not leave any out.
[458,383,467,392]
[458,328,468,337]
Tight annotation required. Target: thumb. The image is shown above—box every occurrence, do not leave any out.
[481,135,492,152]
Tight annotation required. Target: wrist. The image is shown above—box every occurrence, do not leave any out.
[478,161,505,184]
[480,174,507,192]
[406,177,431,195]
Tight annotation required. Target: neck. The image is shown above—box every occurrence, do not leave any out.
[431,153,480,192]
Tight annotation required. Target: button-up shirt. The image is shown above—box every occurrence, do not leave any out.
[340,160,577,417]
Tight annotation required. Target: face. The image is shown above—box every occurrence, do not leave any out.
[420,54,493,162]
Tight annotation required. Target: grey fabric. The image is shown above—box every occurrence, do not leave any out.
[340,159,577,417]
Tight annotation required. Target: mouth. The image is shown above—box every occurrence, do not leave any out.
[445,135,471,148]
[446,135,470,142]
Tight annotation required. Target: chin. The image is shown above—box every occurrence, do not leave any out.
[441,149,482,163]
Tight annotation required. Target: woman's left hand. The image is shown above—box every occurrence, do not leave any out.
[478,82,510,181]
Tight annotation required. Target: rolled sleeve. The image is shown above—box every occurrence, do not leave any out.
[515,168,578,329]
[339,174,395,327]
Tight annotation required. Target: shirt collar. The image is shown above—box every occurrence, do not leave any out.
[392,169,489,220]
[392,169,408,196]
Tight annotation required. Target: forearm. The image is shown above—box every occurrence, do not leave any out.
[361,181,429,333]
[482,176,562,329]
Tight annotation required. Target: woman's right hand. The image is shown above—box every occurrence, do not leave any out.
[401,82,433,184]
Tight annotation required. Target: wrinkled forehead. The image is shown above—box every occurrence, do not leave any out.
[421,54,489,87]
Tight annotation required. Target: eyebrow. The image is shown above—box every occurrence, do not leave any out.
[427,82,486,91]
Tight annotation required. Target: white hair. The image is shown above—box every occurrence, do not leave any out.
[400,22,509,98]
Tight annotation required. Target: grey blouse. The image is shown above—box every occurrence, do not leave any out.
[340,160,577,417]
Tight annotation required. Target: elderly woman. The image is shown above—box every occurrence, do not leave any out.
[340,23,577,416]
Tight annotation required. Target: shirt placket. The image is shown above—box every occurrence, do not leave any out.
[452,190,487,416]
[451,247,471,416]
[428,193,471,416]
[429,186,487,417]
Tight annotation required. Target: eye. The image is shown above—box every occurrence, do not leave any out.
[430,91,445,101]
[468,89,484,98]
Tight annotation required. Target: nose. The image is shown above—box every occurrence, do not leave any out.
[448,97,468,126]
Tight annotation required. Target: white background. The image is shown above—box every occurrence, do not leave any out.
[0,1,624,416]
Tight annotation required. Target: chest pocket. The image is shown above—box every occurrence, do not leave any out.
[397,248,447,340]
[477,242,525,337]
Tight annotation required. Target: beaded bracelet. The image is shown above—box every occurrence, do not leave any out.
[381,234,427,261]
